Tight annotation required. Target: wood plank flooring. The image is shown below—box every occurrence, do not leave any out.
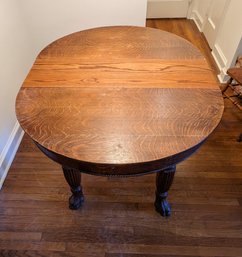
[0,19,242,257]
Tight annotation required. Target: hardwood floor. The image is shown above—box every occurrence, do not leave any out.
[0,19,242,257]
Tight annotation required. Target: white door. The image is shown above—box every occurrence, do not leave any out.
[202,0,229,48]
[147,0,190,18]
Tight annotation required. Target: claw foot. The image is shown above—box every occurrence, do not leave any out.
[154,193,171,217]
[69,187,84,210]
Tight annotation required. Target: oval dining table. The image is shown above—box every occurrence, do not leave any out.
[16,26,224,217]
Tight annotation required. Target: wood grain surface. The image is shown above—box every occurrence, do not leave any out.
[16,26,224,174]
[227,68,242,84]
[2,19,241,256]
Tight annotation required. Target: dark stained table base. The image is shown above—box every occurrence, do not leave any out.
[62,165,176,217]
[62,166,84,210]
[154,165,176,217]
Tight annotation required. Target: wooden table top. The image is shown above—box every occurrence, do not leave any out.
[16,26,224,175]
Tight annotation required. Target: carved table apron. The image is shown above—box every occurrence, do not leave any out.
[16,26,224,216]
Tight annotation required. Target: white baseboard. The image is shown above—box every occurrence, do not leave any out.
[0,122,24,189]
[189,13,229,83]
[212,44,228,83]
[212,44,227,69]
[217,67,229,83]
[189,10,204,32]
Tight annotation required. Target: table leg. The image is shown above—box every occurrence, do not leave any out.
[221,77,233,93]
[62,166,84,210]
[154,165,176,217]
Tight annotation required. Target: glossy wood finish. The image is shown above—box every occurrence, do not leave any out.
[16,26,224,176]
[15,24,224,215]
[2,18,242,256]
[146,18,220,74]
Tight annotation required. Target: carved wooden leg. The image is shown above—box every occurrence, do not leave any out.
[62,166,84,210]
[154,165,176,217]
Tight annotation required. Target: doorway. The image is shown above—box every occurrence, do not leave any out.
[147,0,190,18]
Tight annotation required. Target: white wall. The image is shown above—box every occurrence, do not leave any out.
[189,0,242,82]
[18,0,147,54]
[212,0,242,82]
[147,0,189,18]
[189,0,211,31]
[0,0,36,187]
[0,0,147,188]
